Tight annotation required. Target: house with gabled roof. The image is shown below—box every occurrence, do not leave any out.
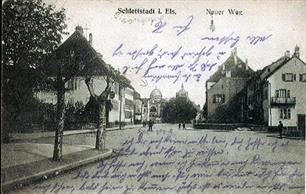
[34,26,139,127]
[260,46,306,132]
[205,48,254,122]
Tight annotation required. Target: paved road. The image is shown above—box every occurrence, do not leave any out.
[7,124,305,194]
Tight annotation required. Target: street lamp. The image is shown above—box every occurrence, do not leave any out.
[209,15,215,32]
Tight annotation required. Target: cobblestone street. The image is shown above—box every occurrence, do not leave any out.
[8,124,305,194]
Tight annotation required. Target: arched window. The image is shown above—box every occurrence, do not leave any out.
[150,106,157,113]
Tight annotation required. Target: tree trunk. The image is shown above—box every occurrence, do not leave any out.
[96,103,106,150]
[53,85,65,161]
[119,85,122,130]
[85,76,111,150]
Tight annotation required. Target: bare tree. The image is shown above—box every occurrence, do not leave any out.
[85,76,113,150]
[42,26,118,160]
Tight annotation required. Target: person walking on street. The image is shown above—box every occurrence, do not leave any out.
[148,119,153,132]
[182,122,186,129]
[178,123,181,129]
[278,121,283,139]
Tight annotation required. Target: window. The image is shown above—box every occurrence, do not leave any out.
[125,110,132,119]
[276,89,290,98]
[280,108,291,119]
[213,94,225,103]
[282,73,296,82]
[74,79,78,90]
[300,74,306,82]
[66,78,78,91]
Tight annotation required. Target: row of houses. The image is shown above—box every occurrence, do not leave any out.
[205,46,306,134]
[34,26,199,129]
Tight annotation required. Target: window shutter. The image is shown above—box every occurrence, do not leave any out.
[300,74,303,81]
[213,95,216,103]
[293,74,296,81]
[282,74,285,81]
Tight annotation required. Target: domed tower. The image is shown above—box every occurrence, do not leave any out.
[176,84,188,98]
[150,88,162,103]
[143,87,163,122]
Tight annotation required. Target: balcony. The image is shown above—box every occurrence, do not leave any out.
[271,97,296,106]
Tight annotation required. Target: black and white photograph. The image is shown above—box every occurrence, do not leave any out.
[1,0,306,193]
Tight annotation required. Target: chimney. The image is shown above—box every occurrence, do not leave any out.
[89,33,93,45]
[284,50,290,58]
[232,48,237,65]
[294,45,300,58]
[245,59,248,70]
[75,25,84,35]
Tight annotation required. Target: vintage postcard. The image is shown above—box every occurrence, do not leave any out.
[1,0,306,194]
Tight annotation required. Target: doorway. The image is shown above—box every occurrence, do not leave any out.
[297,114,305,137]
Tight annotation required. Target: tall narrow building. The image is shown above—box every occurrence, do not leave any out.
[205,48,254,122]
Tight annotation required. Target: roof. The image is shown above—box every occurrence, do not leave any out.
[260,56,289,80]
[207,53,254,83]
[259,56,306,80]
[134,91,141,99]
[150,88,162,99]
[43,29,131,87]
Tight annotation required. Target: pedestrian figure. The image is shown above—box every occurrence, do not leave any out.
[182,122,186,129]
[148,119,153,132]
[179,123,181,129]
[278,121,283,139]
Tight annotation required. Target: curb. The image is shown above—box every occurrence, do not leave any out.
[105,125,142,132]
[11,125,142,141]
[2,149,113,192]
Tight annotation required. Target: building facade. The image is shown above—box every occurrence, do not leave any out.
[260,47,306,129]
[205,48,254,122]
[142,87,165,123]
[134,92,143,124]
[207,46,306,135]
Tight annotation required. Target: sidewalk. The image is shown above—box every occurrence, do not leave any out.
[11,124,142,141]
[1,124,142,192]
[1,143,113,192]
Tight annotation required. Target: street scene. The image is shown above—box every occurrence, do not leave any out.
[1,0,306,194]
[3,124,306,194]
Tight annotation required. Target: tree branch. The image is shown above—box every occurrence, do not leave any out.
[85,76,97,98]
[98,76,112,101]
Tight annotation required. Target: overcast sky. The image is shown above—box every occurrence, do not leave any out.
[49,0,306,106]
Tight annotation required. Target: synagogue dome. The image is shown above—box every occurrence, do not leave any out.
[150,88,162,102]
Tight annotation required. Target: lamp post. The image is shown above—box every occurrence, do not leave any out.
[209,15,215,32]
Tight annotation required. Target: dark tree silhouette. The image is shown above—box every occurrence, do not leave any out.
[162,97,197,123]
[2,0,67,143]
